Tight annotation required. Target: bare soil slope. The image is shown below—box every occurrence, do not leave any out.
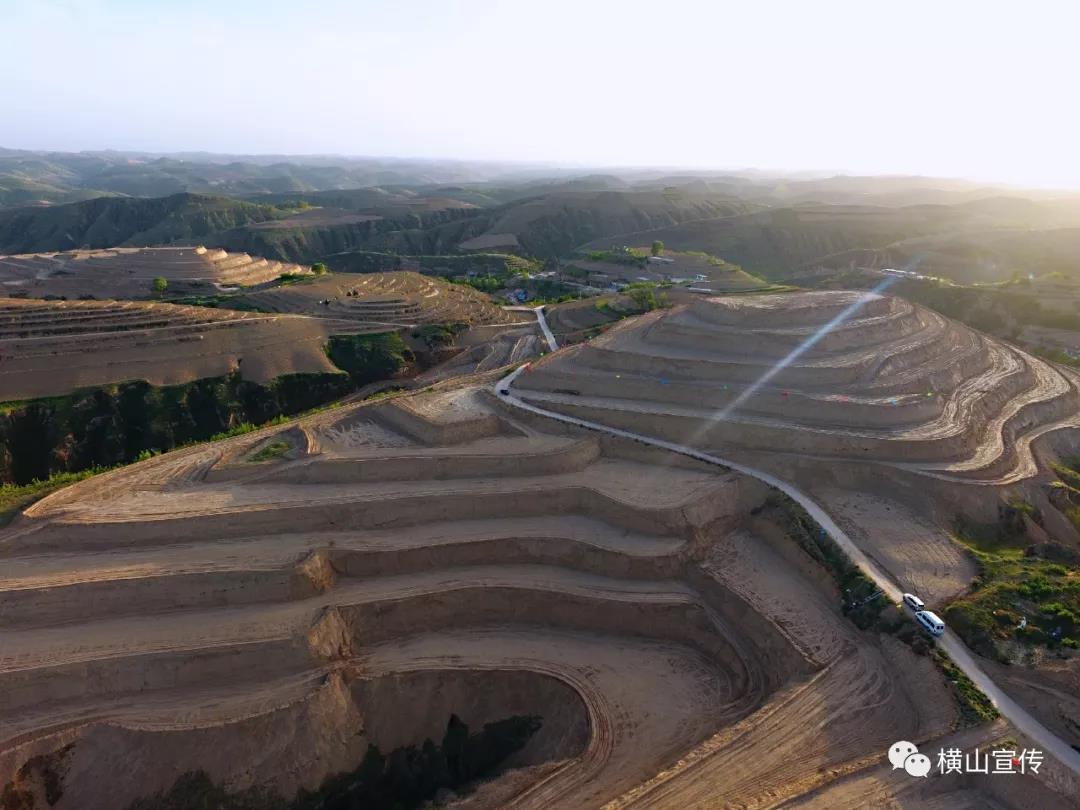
[511,290,1080,760]
[0,380,1040,808]
[0,246,309,300]
[514,291,1080,493]
[238,270,517,328]
[0,297,370,400]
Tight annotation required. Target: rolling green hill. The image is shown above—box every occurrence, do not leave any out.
[0,186,757,265]
[0,193,284,254]
[579,200,1080,282]
[0,148,531,205]
[811,227,1080,284]
[6,175,1080,288]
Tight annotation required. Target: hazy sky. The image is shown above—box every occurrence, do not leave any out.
[4,0,1079,187]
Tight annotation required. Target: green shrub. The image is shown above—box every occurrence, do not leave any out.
[947,515,1080,656]
[1015,576,1058,600]
[248,441,290,463]
[769,496,885,628]
[0,369,364,489]
[584,249,647,267]
[934,649,999,726]
[326,332,410,385]
[411,323,465,351]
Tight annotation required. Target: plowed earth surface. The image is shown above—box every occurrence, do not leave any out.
[1,377,1070,808]
[0,246,309,300]
[514,292,1080,490]
[237,270,517,328]
[0,297,371,399]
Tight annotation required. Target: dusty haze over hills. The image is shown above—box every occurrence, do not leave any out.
[4,0,1079,187]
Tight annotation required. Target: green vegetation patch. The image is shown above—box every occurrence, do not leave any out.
[583,248,648,268]
[0,469,108,527]
[933,649,1000,726]
[764,495,885,629]
[275,272,317,286]
[0,372,353,486]
[0,337,410,490]
[624,282,670,313]
[455,274,503,292]
[594,299,619,316]
[248,441,291,463]
[768,495,999,727]
[945,502,1080,660]
[326,331,411,385]
[1031,345,1080,370]
[1052,460,1080,491]
[325,250,538,280]
[170,294,268,311]
[411,323,466,351]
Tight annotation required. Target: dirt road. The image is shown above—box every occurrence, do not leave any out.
[505,305,558,352]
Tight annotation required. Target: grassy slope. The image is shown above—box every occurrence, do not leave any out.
[0,470,102,526]
[578,205,964,280]
[945,514,1080,661]
[0,193,284,254]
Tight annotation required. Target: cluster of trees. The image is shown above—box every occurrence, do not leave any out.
[0,333,411,486]
[585,248,648,268]
[126,714,542,810]
[624,282,670,312]
[411,323,465,352]
[325,332,411,386]
[770,495,885,630]
[0,373,347,486]
[525,278,581,304]
[456,274,503,292]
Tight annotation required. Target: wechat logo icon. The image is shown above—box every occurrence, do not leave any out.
[888,740,931,777]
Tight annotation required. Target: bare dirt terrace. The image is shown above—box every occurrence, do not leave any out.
[238,270,518,328]
[0,246,310,300]
[0,377,1072,808]
[544,297,630,344]
[512,290,1080,756]
[515,291,1080,495]
[0,297,374,400]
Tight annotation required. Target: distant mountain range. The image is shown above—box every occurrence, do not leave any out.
[4,147,1080,285]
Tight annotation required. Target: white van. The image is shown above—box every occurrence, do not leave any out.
[915,610,945,636]
[902,593,925,612]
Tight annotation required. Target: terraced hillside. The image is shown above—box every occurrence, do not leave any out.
[238,271,518,328]
[0,297,373,400]
[0,246,309,300]
[578,205,969,281]
[514,292,1080,494]
[5,382,1059,809]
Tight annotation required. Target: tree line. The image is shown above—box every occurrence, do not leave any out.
[0,333,410,486]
